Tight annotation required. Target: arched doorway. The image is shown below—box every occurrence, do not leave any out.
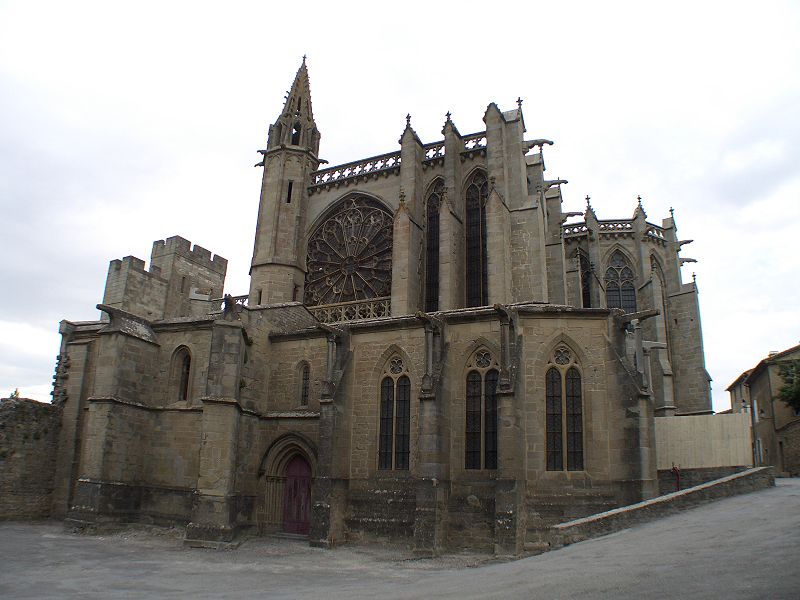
[282,455,311,535]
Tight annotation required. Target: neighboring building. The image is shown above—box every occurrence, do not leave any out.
[48,60,711,554]
[728,344,800,475]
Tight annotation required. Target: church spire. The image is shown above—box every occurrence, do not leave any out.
[267,58,319,154]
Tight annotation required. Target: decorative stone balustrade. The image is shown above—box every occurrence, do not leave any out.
[309,297,391,323]
[598,220,634,234]
[463,132,487,151]
[309,152,401,192]
[562,222,589,238]
[424,141,445,161]
[563,220,667,244]
[646,224,666,241]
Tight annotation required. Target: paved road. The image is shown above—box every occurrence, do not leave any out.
[1,479,798,599]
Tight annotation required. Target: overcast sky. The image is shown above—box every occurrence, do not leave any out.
[1,1,798,412]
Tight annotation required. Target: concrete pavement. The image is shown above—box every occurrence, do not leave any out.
[1,479,798,599]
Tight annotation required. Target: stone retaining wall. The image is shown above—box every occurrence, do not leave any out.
[0,399,61,519]
[657,466,748,495]
[528,467,774,551]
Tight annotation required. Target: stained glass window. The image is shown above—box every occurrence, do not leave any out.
[304,197,393,306]
[465,172,489,307]
[379,377,394,470]
[566,368,583,471]
[605,250,637,313]
[464,350,499,470]
[545,367,563,471]
[484,370,499,470]
[547,350,584,472]
[378,358,410,471]
[395,376,411,470]
[465,371,482,469]
[579,253,592,308]
[425,180,443,312]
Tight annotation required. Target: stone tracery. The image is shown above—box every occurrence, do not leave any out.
[304,197,393,306]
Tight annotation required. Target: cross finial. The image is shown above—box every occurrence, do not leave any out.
[302,54,307,64]
[637,195,642,205]
[669,206,675,218]
[406,113,411,127]
[445,110,451,121]
[517,97,523,110]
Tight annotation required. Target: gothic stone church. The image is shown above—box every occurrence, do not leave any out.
[50,60,711,554]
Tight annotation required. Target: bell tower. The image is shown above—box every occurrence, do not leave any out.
[249,58,320,305]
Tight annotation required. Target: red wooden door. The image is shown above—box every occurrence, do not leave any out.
[282,455,311,535]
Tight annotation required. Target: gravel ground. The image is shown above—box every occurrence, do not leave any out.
[1,479,798,599]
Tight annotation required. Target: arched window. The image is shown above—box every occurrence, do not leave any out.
[298,362,310,407]
[378,356,411,470]
[605,250,637,313]
[171,346,191,403]
[291,122,302,145]
[465,171,489,307]
[579,253,592,308]
[545,347,584,471]
[425,179,444,312]
[465,349,499,470]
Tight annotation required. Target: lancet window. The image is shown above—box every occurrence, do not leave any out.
[171,346,191,403]
[605,250,637,313]
[298,362,310,407]
[465,171,489,307]
[425,179,444,312]
[545,346,584,471]
[378,356,411,470]
[579,252,592,308]
[304,197,393,306]
[465,349,499,470]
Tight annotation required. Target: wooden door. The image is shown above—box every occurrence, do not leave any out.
[282,455,311,535]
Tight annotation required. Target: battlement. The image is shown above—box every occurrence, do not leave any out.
[151,236,227,275]
[108,255,163,280]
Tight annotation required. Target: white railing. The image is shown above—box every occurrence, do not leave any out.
[309,296,391,323]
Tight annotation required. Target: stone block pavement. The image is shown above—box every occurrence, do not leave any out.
[1,479,798,599]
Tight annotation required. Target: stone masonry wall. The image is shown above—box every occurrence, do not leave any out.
[778,420,800,475]
[667,285,711,413]
[0,399,61,519]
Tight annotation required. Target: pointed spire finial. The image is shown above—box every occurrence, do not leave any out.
[406,113,411,127]
[399,188,406,204]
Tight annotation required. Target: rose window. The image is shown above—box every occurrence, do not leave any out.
[304,197,393,306]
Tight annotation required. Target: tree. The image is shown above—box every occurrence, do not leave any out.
[777,360,800,413]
